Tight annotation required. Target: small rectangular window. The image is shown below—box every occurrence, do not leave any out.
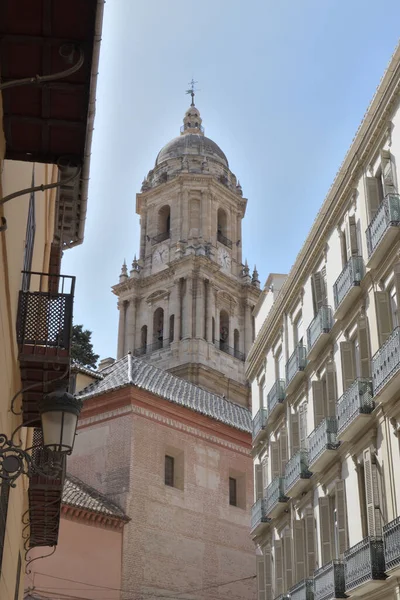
[165,455,174,487]
[229,477,237,506]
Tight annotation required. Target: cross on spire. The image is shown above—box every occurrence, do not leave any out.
[186,78,199,106]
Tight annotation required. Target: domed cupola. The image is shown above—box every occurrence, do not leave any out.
[181,106,204,136]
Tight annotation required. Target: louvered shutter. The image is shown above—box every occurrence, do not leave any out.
[271,441,280,479]
[299,404,308,450]
[319,497,332,565]
[294,520,306,583]
[255,464,264,500]
[305,508,316,577]
[394,262,400,310]
[375,291,392,346]
[256,555,266,600]
[335,480,348,557]
[274,539,284,596]
[283,529,293,590]
[291,412,300,454]
[312,381,325,428]
[345,218,352,261]
[326,364,337,418]
[280,429,288,476]
[358,318,371,378]
[312,272,325,314]
[381,150,397,195]
[365,176,381,221]
[363,447,382,537]
[340,342,355,390]
[264,546,272,600]
[262,457,269,494]
[349,215,359,256]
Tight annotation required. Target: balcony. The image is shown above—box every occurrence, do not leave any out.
[314,561,346,600]
[336,379,374,442]
[274,596,290,600]
[289,578,314,600]
[308,417,339,473]
[252,408,268,444]
[344,537,386,595]
[133,339,170,357]
[333,256,365,319]
[372,327,400,402]
[16,271,75,426]
[284,450,312,498]
[306,306,333,361]
[251,498,269,534]
[267,379,286,422]
[151,230,170,245]
[286,345,307,393]
[366,194,400,268]
[265,477,288,519]
[384,516,400,573]
[217,231,233,249]
[219,342,245,361]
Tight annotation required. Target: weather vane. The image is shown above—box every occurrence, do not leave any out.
[186,78,199,106]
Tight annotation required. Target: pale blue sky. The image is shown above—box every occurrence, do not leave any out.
[62,0,400,361]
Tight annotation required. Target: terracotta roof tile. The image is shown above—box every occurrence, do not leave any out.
[63,473,127,520]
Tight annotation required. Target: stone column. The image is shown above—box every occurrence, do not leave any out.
[231,210,237,268]
[117,300,127,359]
[183,276,193,339]
[173,279,182,342]
[206,281,214,342]
[195,276,205,339]
[125,299,136,354]
[140,209,147,261]
[148,306,154,348]
[228,313,235,349]
[215,294,220,349]
[236,213,242,273]
[244,302,252,354]
[182,188,189,240]
[163,295,170,348]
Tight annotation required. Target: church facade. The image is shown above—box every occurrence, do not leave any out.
[113,100,260,407]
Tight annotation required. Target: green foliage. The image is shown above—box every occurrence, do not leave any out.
[71,324,100,369]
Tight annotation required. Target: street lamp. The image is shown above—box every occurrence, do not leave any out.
[0,383,82,487]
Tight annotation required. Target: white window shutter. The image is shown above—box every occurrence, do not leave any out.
[264,546,272,600]
[325,363,337,418]
[299,403,308,450]
[280,429,288,475]
[312,272,325,314]
[262,457,268,494]
[349,215,359,256]
[363,447,383,537]
[381,150,397,195]
[283,529,293,591]
[340,342,355,390]
[293,520,306,583]
[291,412,300,454]
[271,441,280,479]
[365,176,381,221]
[319,497,332,565]
[375,291,393,346]
[256,555,266,600]
[394,262,400,313]
[335,480,348,557]
[305,508,316,577]
[358,317,371,378]
[255,464,264,500]
[274,539,284,596]
[312,380,325,428]
[344,218,352,261]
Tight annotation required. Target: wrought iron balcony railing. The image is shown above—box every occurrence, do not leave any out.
[265,477,287,517]
[251,498,268,531]
[337,378,374,437]
[308,417,339,468]
[217,231,233,248]
[333,256,365,311]
[286,344,307,388]
[344,536,386,592]
[307,306,333,354]
[314,561,346,600]
[366,194,400,257]
[133,339,170,357]
[252,408,268,440]
[219,342,245,361]
[274,595,290,600]
[384,515,400,571]
[372,327,400,396]
[289,578,314,600]
[267,379,286,414]
[284,450,311,496]
[151,230,170,245]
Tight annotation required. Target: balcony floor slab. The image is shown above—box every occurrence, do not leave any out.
[286,370,305,395]
[307,332,331,362]
[285,476,311,499]
[345,577,387,597]
[266,500,288,520]
[309,447,339,473]
[374,370,400,405]
[367,227,400,270]
[337,413,373,442]
[334,285,362,320]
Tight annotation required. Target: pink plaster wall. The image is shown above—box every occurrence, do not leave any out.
[25,516,123,599]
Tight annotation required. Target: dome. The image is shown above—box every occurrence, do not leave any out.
[156,133,229,168]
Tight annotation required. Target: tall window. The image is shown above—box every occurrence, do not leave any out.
[220,310,229,351]
[165,455,174,487]
[229,477,237,506]
[389,286,398,329]
[275,347,283,380]
[153,307,164,348]
[217,207,228,237]
[293,313,303,347]
[158,205,170,235]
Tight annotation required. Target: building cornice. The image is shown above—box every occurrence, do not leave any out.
[61,505,128,529]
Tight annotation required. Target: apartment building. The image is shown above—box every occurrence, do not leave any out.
[246,43,400,600]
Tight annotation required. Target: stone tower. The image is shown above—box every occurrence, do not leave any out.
[113,101,260,407]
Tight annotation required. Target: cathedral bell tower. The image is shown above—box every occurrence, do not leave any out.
[113,97,260,407]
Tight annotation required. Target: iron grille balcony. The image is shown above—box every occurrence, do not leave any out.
[251,498,268,532]
[307,306,333,358]
[336,378,374,441]
[219,342,245,361]
[344,537,386,592]
[366,194,400,259]
[308,417,339,470]
[265,477,287,518]
[267,379,286,416]
[314,561,346,600]
[284,450,311,497]
[252,408,268,441]
[274,595,290,600]
[286,345,307,390]
[217,231,233,248]
[289,578,314,600]
[384,516,400,571]
[151,230,170,245]
[133,339,170,357]
[372,327,400,398]
[333,256,365,316]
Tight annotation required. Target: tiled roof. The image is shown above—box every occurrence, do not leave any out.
[71,361,104,380]
[77,354,252,433]
[63,473,127,520]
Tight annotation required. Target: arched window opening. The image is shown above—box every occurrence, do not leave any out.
[217,208,228,237]
[169,315,175,343]
[156,205,171,243]
[153,307,164,350]
[220,310,229,353]
[141,325,148,354]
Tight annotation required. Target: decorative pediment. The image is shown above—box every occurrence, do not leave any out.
[146,289,169,305]
[216,290,237,315]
